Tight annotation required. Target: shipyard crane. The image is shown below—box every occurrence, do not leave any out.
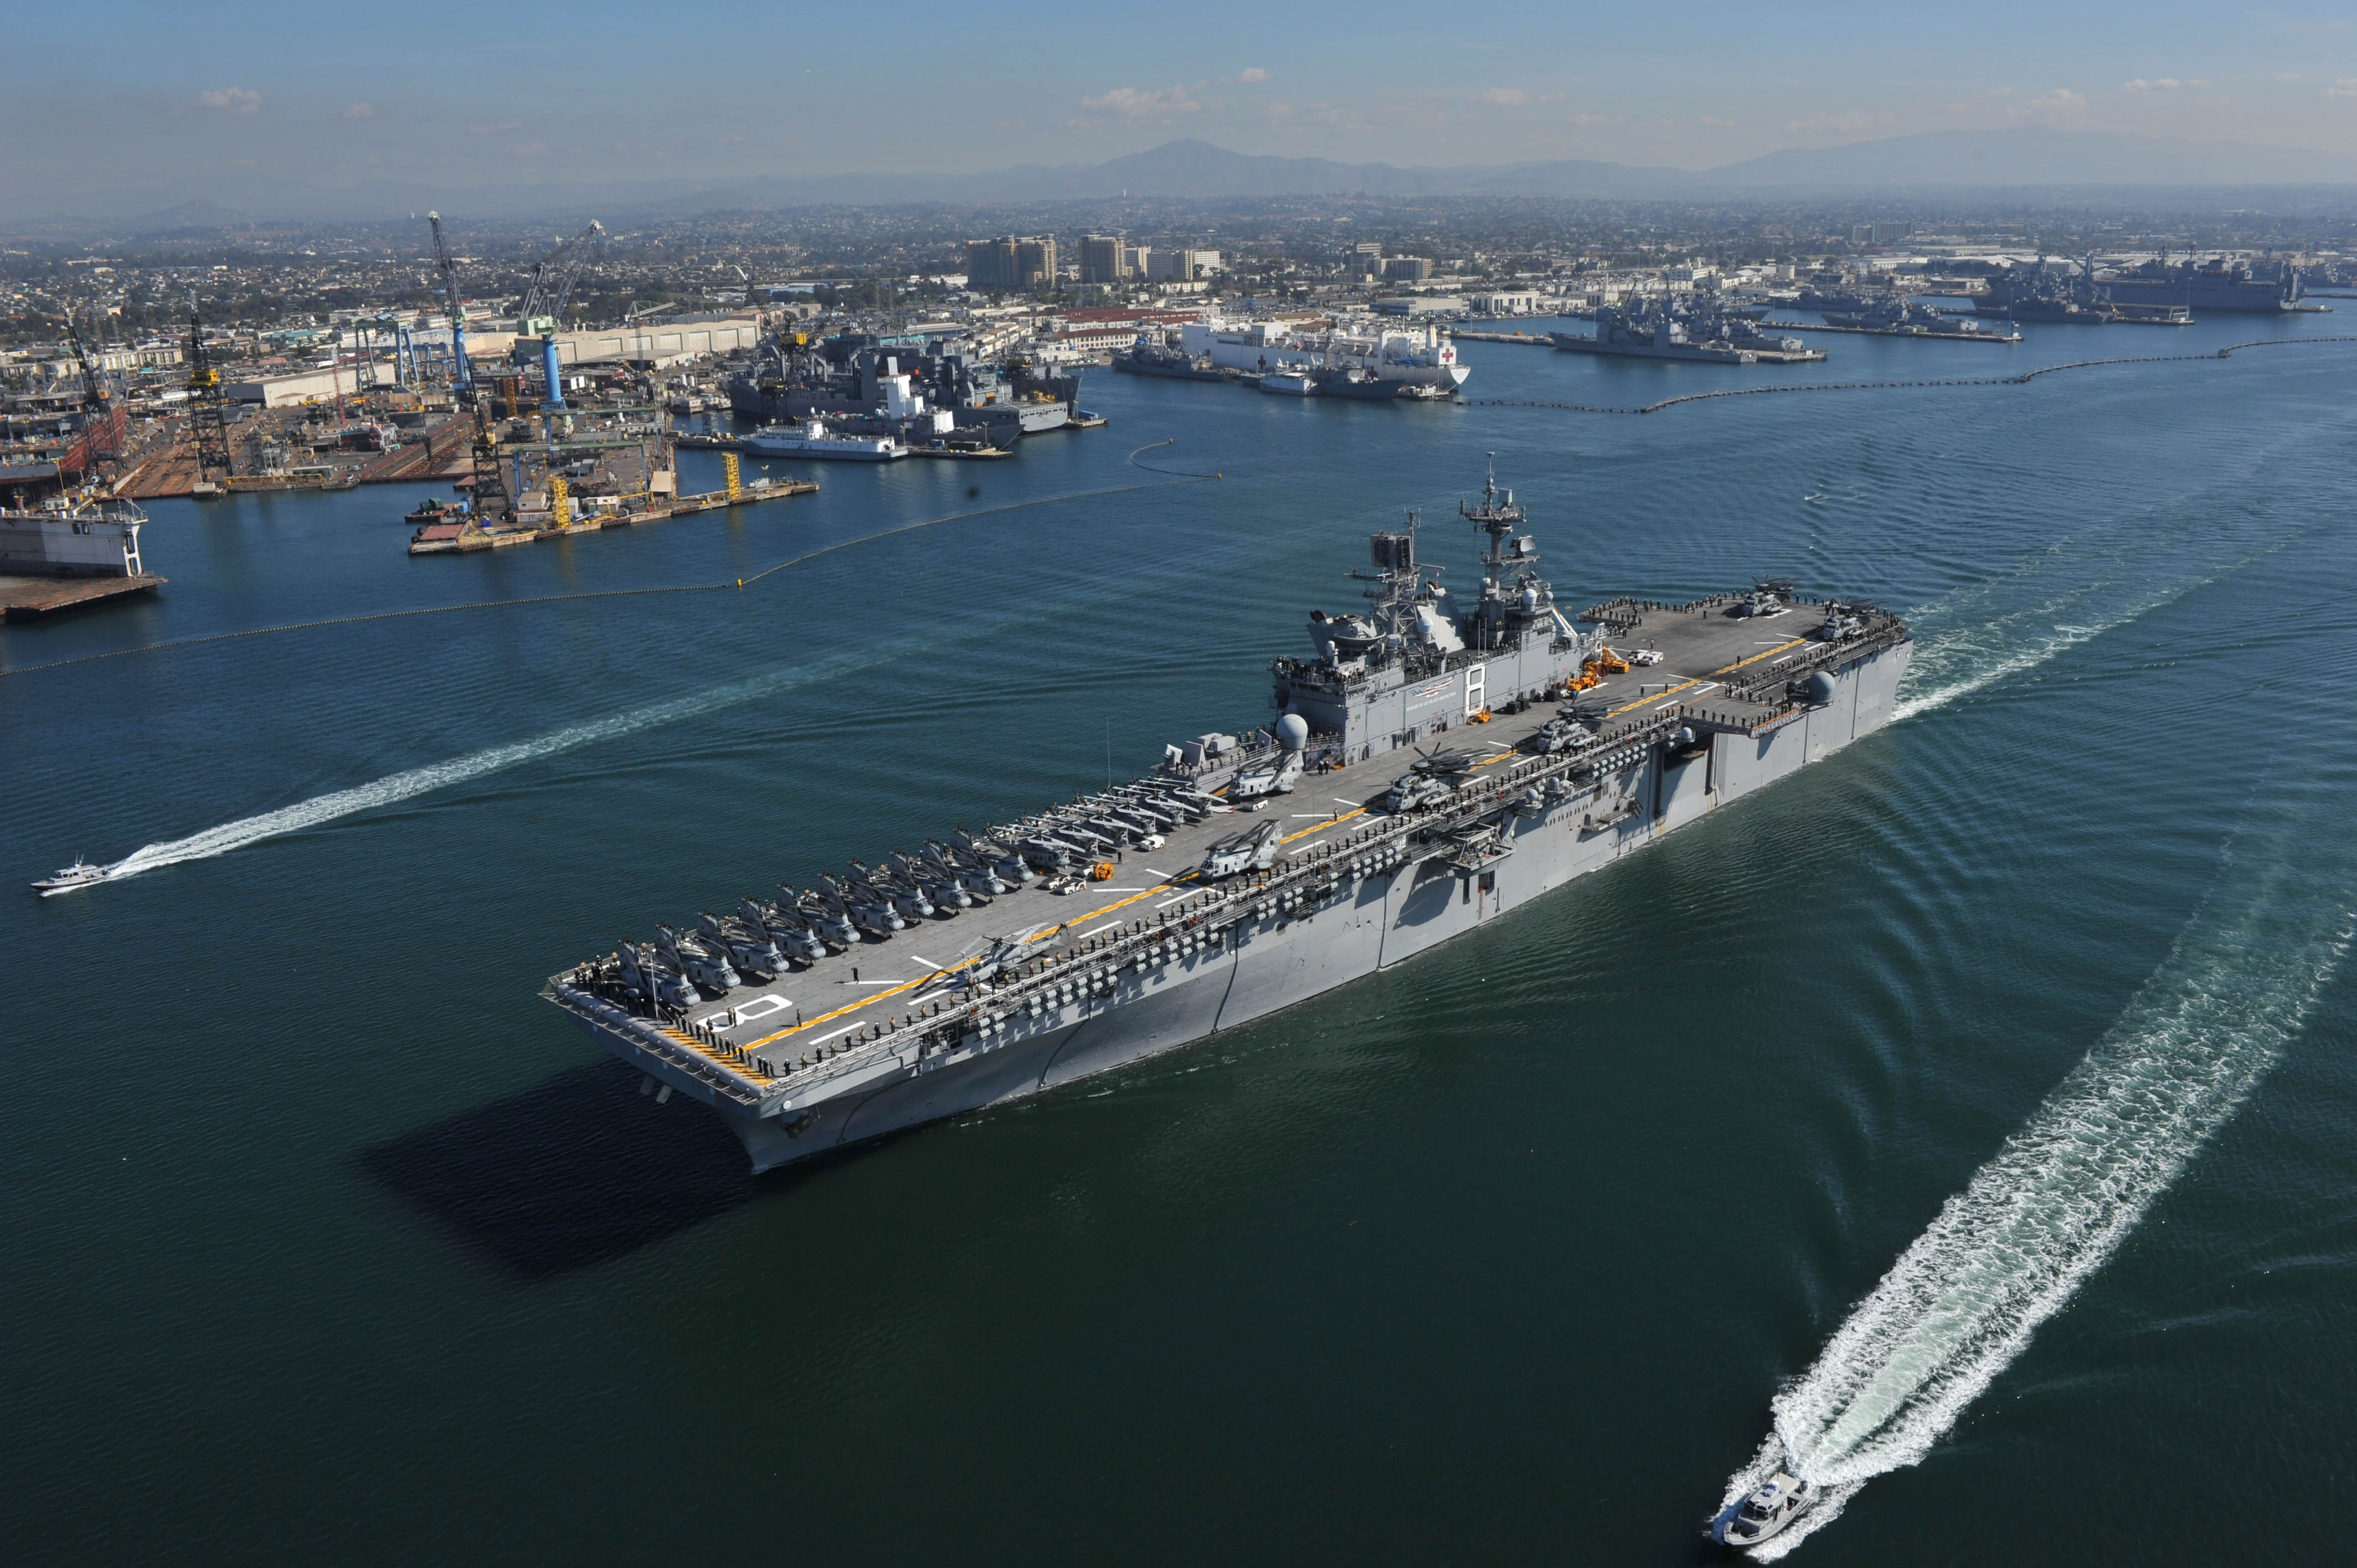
[516,219,605,336]
[186,301,236,484]
[426,210,471,391]
[515,219,604,410]
[59,293,123,482]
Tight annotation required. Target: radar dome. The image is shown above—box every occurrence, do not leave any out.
[1805,671,1838,706]
[1275,713,1310,750]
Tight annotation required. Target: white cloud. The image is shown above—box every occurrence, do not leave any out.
[1700,116,1736,128]
[2009,87,2088,118]
[1566,111,1620,126]
[2329,79,2357,99]
[2123,77,2209,92]
[343,102,378,120]
[1078,85,1202,117]
[466,120,526,135]
[192,87,263,115]
[1478,86,1529,106]
[506,140,549,157]
[1234,66,1271,83]
[1784,110,1893,135]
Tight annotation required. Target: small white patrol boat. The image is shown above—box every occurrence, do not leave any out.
[32,858,108,896]
[1708,1469,1814,1548]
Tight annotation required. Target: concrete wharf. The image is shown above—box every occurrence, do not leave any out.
[1763,319,2022,343]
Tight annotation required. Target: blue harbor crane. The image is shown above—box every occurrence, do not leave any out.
[516,219,604,410]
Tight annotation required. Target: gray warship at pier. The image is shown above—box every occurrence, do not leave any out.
[546,466,1913,1170]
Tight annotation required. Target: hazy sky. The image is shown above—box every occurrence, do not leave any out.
[10,0,2357,201]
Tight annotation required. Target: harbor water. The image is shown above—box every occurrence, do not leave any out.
[6,312,2356,1563]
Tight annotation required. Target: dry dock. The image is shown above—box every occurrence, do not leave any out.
[408,478,817,556]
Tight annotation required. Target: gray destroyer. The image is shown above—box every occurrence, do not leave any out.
[546,468,1912,1170]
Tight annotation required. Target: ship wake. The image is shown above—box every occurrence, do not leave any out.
[1890,537,2281,723]
[1721,789,2354,1557]
[100,654,862,887]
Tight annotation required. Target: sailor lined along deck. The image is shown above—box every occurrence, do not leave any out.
[545,467,1913,1170]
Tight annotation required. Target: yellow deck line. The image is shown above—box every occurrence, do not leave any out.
[1604,637,1807,719]
[1280,805,1368,843]
[740,877,1186,1051]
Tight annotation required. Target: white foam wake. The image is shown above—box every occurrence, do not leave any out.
[1723,818,2353,1558]
[101,657,846,886]
[1890,548,2258,724]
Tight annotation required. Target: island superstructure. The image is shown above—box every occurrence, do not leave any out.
[545,466,1912,1170]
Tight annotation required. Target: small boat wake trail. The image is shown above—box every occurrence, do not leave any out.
[1723,778,2356,1557]
[100,653,865,886]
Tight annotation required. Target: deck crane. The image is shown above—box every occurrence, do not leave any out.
[516,220,604,410]
[426,210,472,393]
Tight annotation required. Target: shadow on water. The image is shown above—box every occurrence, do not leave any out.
[357,1058,807,1280]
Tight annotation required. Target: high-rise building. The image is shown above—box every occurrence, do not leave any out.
[965,238,1018,291]
[1079,235,1131,285]
[965,236,1057,291]
[1381,256,1433,281]
[1015,237,1057,290]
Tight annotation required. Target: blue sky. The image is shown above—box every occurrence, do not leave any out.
[9,1,2357,201]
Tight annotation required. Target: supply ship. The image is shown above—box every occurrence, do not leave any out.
[1179,317,1468,390]
[545,467,1911,1170]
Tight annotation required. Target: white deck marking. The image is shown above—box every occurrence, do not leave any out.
[908,955,941,969]
[1330,796,1360,807]
[1141,868,1172,879]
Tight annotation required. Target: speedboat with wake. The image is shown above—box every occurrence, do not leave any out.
[1708,1468,1814,1548]
[32,858,109,896]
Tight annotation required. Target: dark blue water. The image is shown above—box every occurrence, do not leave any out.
[7,313,2356,1563]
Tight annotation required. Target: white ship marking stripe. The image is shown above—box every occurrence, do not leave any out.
[909,955,940,968]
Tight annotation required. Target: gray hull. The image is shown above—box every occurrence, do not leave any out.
[565,641,1910,1172]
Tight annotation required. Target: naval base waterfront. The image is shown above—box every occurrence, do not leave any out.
[9,309,2357,1566]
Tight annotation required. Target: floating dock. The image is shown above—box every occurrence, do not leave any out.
[0,572,164,621]
[408,478,816,556]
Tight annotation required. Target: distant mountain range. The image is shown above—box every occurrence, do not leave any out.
[7,128,2356,230]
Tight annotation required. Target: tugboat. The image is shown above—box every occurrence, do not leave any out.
[1708,1470,1814,1548]
[32,858,108,896]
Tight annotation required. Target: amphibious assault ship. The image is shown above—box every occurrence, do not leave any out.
[545,467,1912,1170]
